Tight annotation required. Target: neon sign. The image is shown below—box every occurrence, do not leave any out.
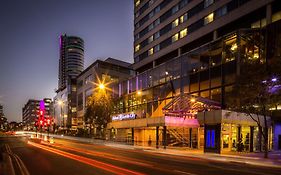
[112,113,136,121]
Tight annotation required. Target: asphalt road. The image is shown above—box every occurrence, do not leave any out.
[1,135,281,175]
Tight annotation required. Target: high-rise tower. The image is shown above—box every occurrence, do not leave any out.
[58,34,84,90]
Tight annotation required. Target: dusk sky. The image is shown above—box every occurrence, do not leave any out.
[0,0,134,122]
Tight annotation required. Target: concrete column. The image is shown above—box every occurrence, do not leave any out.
[156,126,159,149]
[131,128,134,145]
[153,60,156,68]
[266,3,272,25]
[189,128,192,148]
[213,30,218,40]
[178,48,182,56]
[163,126,167,149]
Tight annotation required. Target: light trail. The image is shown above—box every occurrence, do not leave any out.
[27,141,146,175]
[50,143,153,167]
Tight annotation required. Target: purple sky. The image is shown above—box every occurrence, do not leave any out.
[0,0,134,122]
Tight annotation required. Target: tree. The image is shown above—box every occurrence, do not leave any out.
[228,59,281,158]
[84,89,115,139]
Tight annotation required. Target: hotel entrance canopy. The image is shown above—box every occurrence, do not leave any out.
[163,94,221,118]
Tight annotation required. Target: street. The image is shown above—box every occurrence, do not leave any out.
[1,135,281,175]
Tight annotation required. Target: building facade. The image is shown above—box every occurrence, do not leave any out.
[22,98,52,130]
[76,58,134,130]
[133,0,280,72]
[58,34,84,91]
[55,34,84,132]
[106,0,281,153]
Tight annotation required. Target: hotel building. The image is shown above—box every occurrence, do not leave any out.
[76,58,134,131]
[107,0,281,153]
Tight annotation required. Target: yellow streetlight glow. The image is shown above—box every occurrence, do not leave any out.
[99,83,105,90]
[58,100,63,106]
[190,98,196,103]
[137,91,142,95]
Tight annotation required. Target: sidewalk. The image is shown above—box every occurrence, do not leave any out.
[25,132,281,168]
[105,142,281,168]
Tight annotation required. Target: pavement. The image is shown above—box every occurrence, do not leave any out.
[21,131,281,168]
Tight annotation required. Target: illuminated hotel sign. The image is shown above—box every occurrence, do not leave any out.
[112,113,136,121]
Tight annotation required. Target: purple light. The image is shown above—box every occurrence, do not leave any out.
[40,100,45,110]
[272,78,277,82]
[262,80,267,83]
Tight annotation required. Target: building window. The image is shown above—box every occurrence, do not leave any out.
[155,6,160,13]
[272,11,281,23]
[135,44,140,52]
[135,34,139,40]
[180,13,188,23]
[172,33,179,42]
[148,35,154,43]
[154,18,160,26]
[172,5,179,14]
[154,44,160,52]
[180,28,187,38]
[204,13,214,25]
[154,32,160,39]
[149,11,154,18]
[215,6,227,18]
[148,23,154,31]
[135,0,140,7]
[204,0,214,8]
[172,18,179,28]
[148,48,154,55]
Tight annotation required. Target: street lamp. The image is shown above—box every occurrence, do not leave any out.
[190,98,196,103]
[99,83,105,90]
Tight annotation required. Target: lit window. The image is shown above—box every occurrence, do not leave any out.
[272,11,281,23]
[204,13,214,25]
[172,33,179,42]
[148,35,154,43]
[135,0,140,7]
[180,28,187,38]
[180,13,188,23]
[148,48,154,55]
[204,0,214,8]
[172,18,179,28]
[135,44,140,52]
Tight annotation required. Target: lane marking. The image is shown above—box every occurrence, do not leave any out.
[28,141,145,175]
[5,144,30,175]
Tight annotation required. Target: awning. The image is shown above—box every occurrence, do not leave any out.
[163,94,221,117]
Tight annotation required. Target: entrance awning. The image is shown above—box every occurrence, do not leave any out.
[163,94,221,117]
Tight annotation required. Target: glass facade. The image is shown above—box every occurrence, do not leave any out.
[112,29,265,117]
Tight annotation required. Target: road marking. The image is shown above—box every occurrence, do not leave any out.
[5,144,30,175]
[173,170,197,175]
[28,141,146,175]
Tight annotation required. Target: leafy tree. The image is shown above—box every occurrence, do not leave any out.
[84,89,114,139]
[228,58,281,158]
